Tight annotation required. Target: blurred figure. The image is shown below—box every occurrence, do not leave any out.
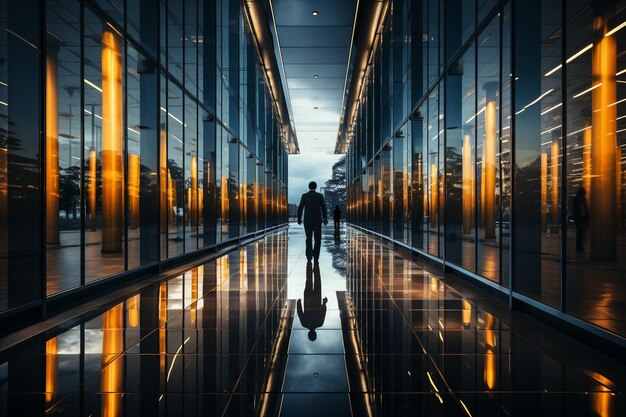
[333,205,342,234]
[571,187,589,253]
[297,262,327,341]
[297,181,328,262]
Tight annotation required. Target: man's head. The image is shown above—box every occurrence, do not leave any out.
[308,330,317,341]
[308,181,317,190]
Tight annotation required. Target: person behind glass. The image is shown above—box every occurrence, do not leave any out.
[333,205,342,234]
[297,181,328,262]
[297,262,327,341]
[571,187,589,253]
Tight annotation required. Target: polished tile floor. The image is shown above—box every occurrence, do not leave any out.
[0,225,624,416]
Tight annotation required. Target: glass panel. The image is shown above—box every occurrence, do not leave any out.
[513,0,562,307]
[127,0,158,57]
[184,95,198,253]
[84,8,126,282]
[565,0,626,336]
[46,0,81,295]
[167,80,184,257]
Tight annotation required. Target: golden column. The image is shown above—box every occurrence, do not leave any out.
[484,313,496,391]
[430,163,437,228]
[462,128,474,234]
[89,148,97,231]
[191,155,198,227]
[551,132,560,230]
[590,17,617,262]
[101,31,123,254]
[190,267,198,326]
[101,303,124,417]
[160,128,167,233]
[541,152,548,232]
[583,120,592,194]
[127,294,139,328]
[128,153,140,229]
[46,44,60,245]
[45,337,58,403]
[482,82,498,239]
[159,282,167,374]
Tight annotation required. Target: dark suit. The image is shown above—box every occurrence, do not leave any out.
[297,190,328,261]
[297,263,327,334]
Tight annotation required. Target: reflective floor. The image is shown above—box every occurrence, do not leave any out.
[0,225,624,416]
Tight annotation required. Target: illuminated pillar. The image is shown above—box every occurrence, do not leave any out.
[591,17,617,262]
[168,169,175,222]
[483,82,497,239]
[191,155,198,227]
[89,148,97,231]
[430,164,437,228]
[160,128,167,232]
[191,267,198,326]
[462,129,474,234]
[127,294,139,328]
[45,337,58,403]
[462,300,471,329]
[128,153,140,229]
[46,45,60,245]
[484,313,496,390]
[541,152,548,232]
[550,133,560,230]
[101,31,123,254]
[583,119,592,194]
[159,282,167,374]
[101,303,124,417]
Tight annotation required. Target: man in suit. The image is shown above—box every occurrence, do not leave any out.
[297,181,328,262]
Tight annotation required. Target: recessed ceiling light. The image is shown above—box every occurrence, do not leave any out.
[313,74,319,79]
[312,10,319,16]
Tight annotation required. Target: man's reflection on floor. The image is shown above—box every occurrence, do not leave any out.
[297,262,327,341]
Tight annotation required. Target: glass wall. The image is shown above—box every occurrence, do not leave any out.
[345,0,626,343]
[0,0,289,317]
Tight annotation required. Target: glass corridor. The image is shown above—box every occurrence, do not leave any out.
[1,226,623,416]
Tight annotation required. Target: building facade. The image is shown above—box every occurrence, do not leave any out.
[343,0,626,346]
[0,0,292,317]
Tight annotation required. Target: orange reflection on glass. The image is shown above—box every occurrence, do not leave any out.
[583,119,592,194]
[45,337,58,403]
[462,133,474,234]
[482,83,497,238]
[101,303,124,417]
[190,267,198,326]
[101,31,124,254]
[484,313,496,390]
[127,294,139,328]
[190,155,198,227]
[168,169,176,222]
[592,389,613,417]
[160,129,167,231]
[551,137,559,228]
[541,152,548,232]
[590,17,618,261]
[430,164,437,228]
[462,300,472,328]
[46,48,60,245]
[159,282,167,373]
[128,153,140,229]
[89,148,97,231]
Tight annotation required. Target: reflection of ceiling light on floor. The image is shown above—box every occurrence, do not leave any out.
[312,10,319,16]
[313,74,319,78]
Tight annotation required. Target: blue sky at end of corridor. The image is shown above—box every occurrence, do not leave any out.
[288,152,342,204]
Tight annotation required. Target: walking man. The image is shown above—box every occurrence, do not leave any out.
[297,181,328,262]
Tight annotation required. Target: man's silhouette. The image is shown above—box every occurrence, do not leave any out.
[297,262,327,341]
[571,187,589,253]
[333,205,342,234]
[297,181,328,262]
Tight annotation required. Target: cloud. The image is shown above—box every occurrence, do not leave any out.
[288,152,342,203]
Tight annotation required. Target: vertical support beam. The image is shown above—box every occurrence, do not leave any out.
[46,44,60,245]
[483,82,497,239]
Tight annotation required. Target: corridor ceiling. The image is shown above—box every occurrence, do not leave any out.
[270,0,357,155]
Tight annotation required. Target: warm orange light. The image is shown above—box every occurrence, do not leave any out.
[591,17,618,262]
[551,137,560,228]
[160,129,167,231]
[541,152,548,232]
[168,169,176,222]
[128,153,140,229]
[101,31,123,253]
[190,267,198,326]
[45,337,58,403]
[484,313,496,390]
[190,155,198,227]
[482,83,497,238]
[462,133,474,234]
[462,300,472,328]
[221,175,229,219]
[46,49,60,245]
[583,120,592,194]
[101,303,124,417]
[159,282,167,373]
[127,294,139,328]
[89,148,97,231]
[592,388,613,417]
[430,164,437,228]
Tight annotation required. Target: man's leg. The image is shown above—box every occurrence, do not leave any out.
[313,222,322,261]
[304,224,313,260]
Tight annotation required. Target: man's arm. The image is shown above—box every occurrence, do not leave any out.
[297,195,304,224]
[320,194,328,223]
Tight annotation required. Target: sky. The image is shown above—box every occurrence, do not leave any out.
[288,152,342,204]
